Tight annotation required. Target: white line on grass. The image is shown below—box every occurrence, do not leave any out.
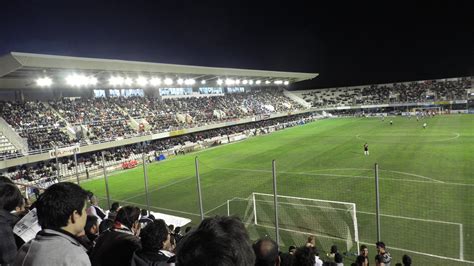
[355,132,460,143]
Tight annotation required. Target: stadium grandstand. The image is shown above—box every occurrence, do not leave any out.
[1,52,474,266]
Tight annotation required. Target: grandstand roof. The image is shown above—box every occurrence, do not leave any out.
[0,52,318,89]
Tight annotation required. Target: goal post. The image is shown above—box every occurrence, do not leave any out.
[228,192,360,252]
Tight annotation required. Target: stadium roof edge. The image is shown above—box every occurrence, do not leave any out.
[0,52,318,89]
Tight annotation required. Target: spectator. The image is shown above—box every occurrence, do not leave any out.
[131,219,174,266]
[173,226,183,244]
[91,206,142,266]
[375,241,392,266]
[375,254,385,266]
[138,209,154,229]
[327,245,343,266]
[77,215,99,253]
[107,202,120,221]
[0,183,24,265]
[288,246,296,255]
[402,255,411,266]
[293,246,315,266]
[355,244,369,266]
[98,218,114,234]
[87,194,106,222]
[15,182,90,266]
[176,216,255,266]
[306,235,316,248]
[253,237,280,266]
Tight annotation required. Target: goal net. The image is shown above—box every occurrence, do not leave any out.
[227,192,359,252]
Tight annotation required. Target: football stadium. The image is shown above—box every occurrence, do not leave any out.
[1,2,473,265]
[0,51,473,265]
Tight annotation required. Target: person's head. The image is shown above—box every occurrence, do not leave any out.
[85,215,99,235]
[293,246,315,266]
[176,216,255,266]
[376,241,386,253]
[99,218,114,234]
[306,235,316,247]
[330,245,338,254]
[253,238,279,266]
[115,206,141,230]
[0,183,23,212]
[110,202,120,212]
[360,244,368,257]
[140,209,148,217]
[288,245,296,255]
[168,224,174,233]
[0,175,14,184]
[402,254,412,266]
[140,219,171,252]
[36,182,89,235]
[175,226,181,235]
[89,194,98,205]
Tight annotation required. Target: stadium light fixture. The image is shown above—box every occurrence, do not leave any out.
[274,80,283,85]
[201,80,206,85]
[136,76,148,86]
[225,78,235,86]
[256,80,261,85]
[164,78,173,86]
[235,79,241,85]
[177,78,184,85]
[109,76,124,86]
[265,80,271,85]
[36,77,53,87]
[284,80,289,85]
[65,74,98,87]
[150,77,162,86]
[217,79,223,85]
[185,79,195,85]
[242,80,248,85]
[249,80,254,85]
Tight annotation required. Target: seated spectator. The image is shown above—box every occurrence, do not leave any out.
[0,183,24,265]
[131,219,174,266]
[138,209,155,229]
[253,237,280,266]
[402,254,411,266]
[15,182,90,266]
[176,216,255,266]
[91,206,141,266]
[293,246,316,266]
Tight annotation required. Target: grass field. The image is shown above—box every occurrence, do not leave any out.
[81,114,474,265]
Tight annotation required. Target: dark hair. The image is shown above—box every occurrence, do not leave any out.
[168,224,174,231]
[140,209,148,216]
[36,182,88,229]
[402,254,412,265]
[174,226,181,234]
[375,241,386,249]
[293,246,315,266]
[375,254,384,263]
[279,252,294,266]
[140,219,169,251]
[330,245,338,254]
[99,218,114,234]
[0,183,23,212]
[85,215,99,233]
[176,216,255,266]
[360,244,368,251]
[0,176,14,184]
[110,202,120,212]
[184,226,192,233]
[115,206,140,229]
[288,245,296,253]
[253,238,279,266]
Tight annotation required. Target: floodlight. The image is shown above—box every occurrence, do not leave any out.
[136,76,148,86]
[265,80,271,84]
[150,77,162,86]
[225,79,235,86]
[284,80,289,85]
[177,78,184,85]
[249,80,254,85]
[256,80,261,85]
[36,77,53,87]
[235,79,240,85]
[109,76,124,86]
[242,80,248,85]
[217,79,223,85]
[66,74,97,87]
[185,79,195,85]
[201,80,206,85]
[164,78,173,85]
[274,80,283,85]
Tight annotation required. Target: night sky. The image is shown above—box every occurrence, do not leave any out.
[1,0,473,90]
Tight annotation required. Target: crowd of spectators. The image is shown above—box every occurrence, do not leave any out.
[301,77,471,108]
[0,178,413,265]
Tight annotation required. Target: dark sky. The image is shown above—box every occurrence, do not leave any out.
[1,0,473,89]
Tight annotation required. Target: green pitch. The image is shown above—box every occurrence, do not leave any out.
[81,114,474,265]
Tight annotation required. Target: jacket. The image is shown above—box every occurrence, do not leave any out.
[90,227,141,266]
[0,210,19,265]
[14,229,91,266]
[131,250,174,266]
